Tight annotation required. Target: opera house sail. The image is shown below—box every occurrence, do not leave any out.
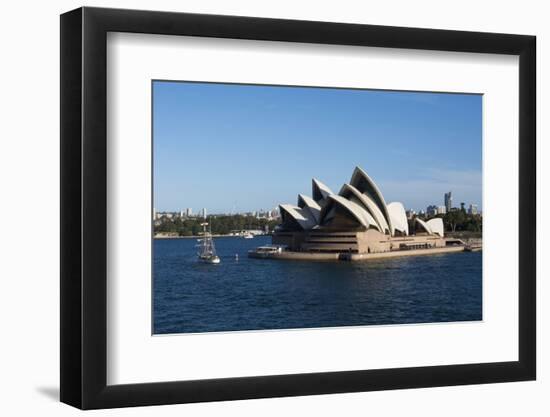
[266,166,454,259]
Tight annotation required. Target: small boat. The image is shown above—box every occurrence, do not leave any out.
[197,222,221,264]
[248,244,287,258]
[243,232,254,239]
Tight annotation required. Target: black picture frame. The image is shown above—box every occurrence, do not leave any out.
[60,6,536,410]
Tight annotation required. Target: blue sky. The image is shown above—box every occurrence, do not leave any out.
[153,81,482,213]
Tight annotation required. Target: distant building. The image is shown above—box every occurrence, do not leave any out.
[426,205,438,217]
[460,202,465,212]
[260,209,274,219]
[201,208,207,219]
[186,208,193,217]
[468,204,478,215]
[406,209,416,219]
[444,191,452,213]
[437,206,447,215]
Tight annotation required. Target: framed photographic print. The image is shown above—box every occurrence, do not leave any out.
[60,7,536,409]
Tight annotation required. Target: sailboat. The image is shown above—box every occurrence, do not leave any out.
[197,222,221,264]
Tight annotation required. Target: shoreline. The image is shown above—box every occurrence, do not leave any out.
[154,234,269,239]
[249,245,479,262]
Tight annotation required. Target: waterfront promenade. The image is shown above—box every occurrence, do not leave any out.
[248,244,474,262]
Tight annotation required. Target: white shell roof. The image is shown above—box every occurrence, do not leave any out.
[277,166,427,237]
[279,204,317,230]
[427,218,444,237]
[387,202,409,235]
[414,217,432,234]
[321,195,376,229]
[349,167,393,233]
[298,194,321,210]
[297,194,322,223]
[339,183,389,234]
[312,178,333,203]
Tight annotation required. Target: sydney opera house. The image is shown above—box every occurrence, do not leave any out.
[272,166,447,255]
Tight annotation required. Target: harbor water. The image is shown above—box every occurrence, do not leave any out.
[153,235,482,334]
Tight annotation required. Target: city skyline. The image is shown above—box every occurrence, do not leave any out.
[154,190,482,219]
[153,81,482,213]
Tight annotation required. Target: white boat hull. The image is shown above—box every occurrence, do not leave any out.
[199,255,221,264]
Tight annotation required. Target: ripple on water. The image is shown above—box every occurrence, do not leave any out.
[153,236,482,334]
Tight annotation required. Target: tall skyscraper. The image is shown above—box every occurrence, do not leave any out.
[468,204,478,215]
[186,207,193,217]
[201,208,207,219]
[444,191,452,213]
